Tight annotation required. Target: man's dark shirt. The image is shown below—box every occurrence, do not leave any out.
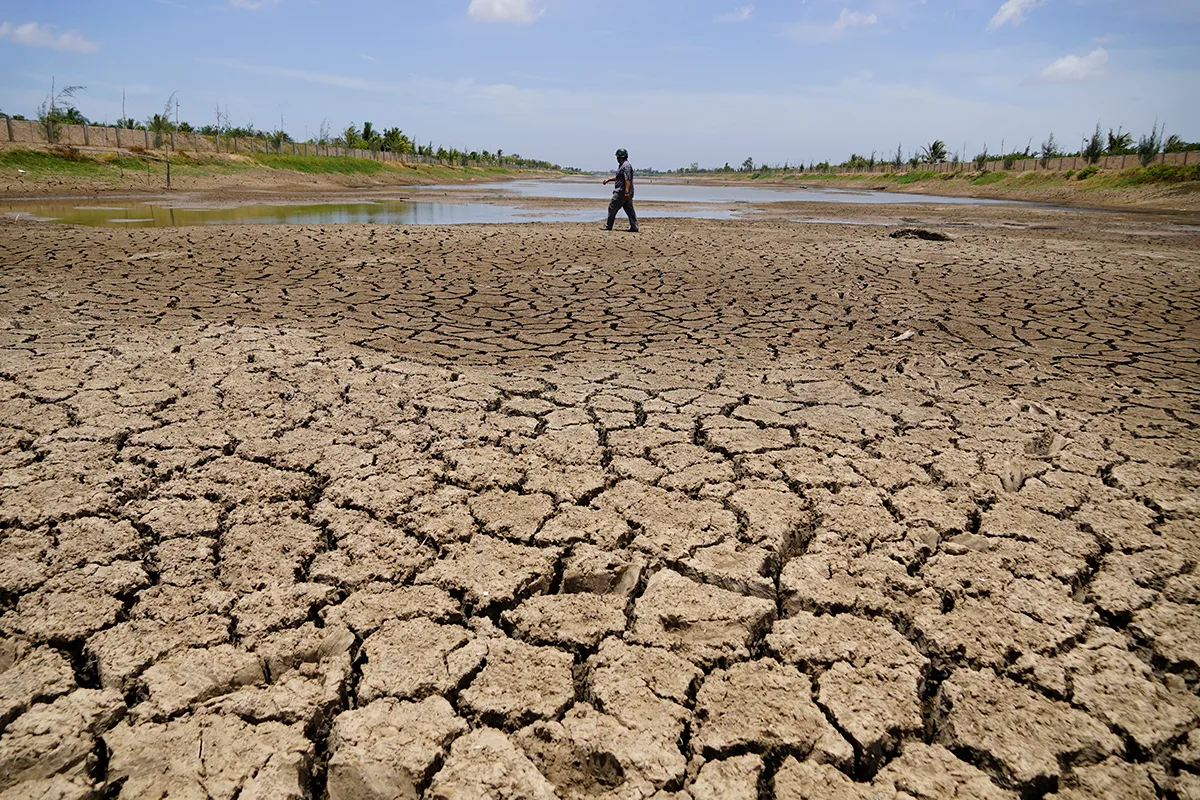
[613,161,634,197]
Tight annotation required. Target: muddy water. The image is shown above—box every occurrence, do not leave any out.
[1,200,592,228]
[0,179,1029,228]
[447,178,1030,205]
[0,198,741,228]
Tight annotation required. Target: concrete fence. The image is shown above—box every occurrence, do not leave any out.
[2,118,453,165]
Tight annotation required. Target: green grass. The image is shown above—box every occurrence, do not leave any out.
[0,147,548,186]
[248,152,546,181]
[1108,164,1200,186]
[249,152,389,175]
[0,149,113,179]
[892,170,937,184]
[970,171,1009,186]
[1013,172,1060,185]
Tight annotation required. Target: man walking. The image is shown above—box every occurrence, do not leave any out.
[602,148,638,232]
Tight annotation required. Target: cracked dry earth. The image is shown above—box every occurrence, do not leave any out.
[0,212,1198,800]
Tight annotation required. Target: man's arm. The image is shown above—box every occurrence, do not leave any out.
[624,165,632,197]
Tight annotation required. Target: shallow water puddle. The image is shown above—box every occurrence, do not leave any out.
[0,199,737,228]
[441,178,1029,205]
[1,178,1034,228]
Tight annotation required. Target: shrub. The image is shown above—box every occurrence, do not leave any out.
[1076,166,1099,180]
[1137,121,1165,167]
[1129,164,1200,184]
[1083,124,1104,165]
[1040,133,1058,168]
[50,145,83,161]
[1064,169,1074,178]
[1164,135,1200,153]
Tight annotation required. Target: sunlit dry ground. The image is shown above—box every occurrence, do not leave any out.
[0,205,1198,799]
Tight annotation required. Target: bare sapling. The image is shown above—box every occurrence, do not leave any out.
[1040,133,1057,168]
[38,77,86,144]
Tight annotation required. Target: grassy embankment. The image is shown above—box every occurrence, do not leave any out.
[740,164,1200,194]
[0,147,550,186]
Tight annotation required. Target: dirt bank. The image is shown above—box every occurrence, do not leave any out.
[1,201,1198,798]
[0,142,556,201]
[646,171,1200,213]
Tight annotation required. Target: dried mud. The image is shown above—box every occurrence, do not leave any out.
[0,205,1198,799]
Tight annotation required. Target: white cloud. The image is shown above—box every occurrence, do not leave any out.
[468,0,542,24]
[0,21,98,53]
[788,8,877,43]
[199,59,387,91]
[832,9,877,31]
[716,6,754,23]
[988,0,1042,30]
[1035,48,1108,82]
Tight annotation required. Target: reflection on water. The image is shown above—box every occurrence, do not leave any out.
[439,179,1027,206]
[0,178,1030,229]
[0,199,736,228]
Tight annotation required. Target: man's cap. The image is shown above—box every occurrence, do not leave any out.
[615,148,628,158]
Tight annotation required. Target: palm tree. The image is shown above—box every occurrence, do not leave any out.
[381,127,409,153]
[921,140,948,163]
[361,121,383,151]
[340,123,361,149]
[1106,128,1133,155]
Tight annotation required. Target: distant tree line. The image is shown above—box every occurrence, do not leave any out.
[2,81,565,170]
[655,121,1197,175]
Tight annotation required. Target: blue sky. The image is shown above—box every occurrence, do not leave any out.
[1,0,1196,170]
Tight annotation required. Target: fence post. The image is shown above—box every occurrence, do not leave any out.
[144,129,150,149]
[5,116,11,142]
[83,124,89,145]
